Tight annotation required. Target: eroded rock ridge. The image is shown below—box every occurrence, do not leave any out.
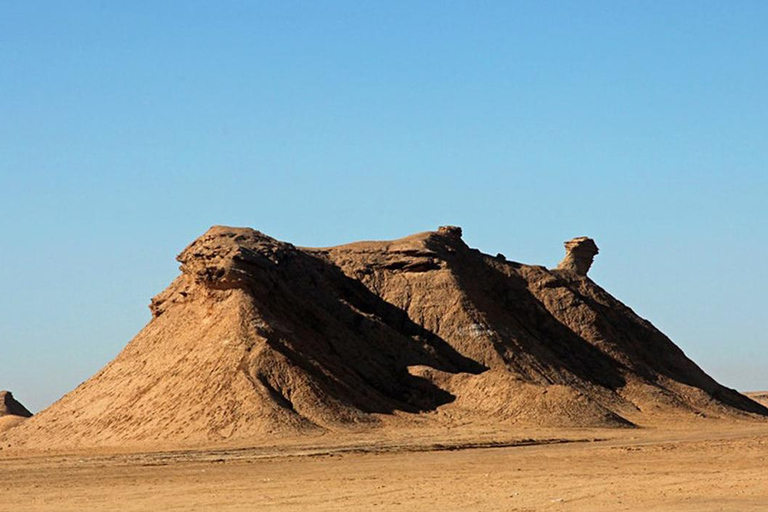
[3,226,765,449]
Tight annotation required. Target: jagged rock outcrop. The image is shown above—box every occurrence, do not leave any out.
[557,236,599,276]
[2,226,765,449]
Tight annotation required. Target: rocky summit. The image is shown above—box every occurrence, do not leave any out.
[557,236,599,276]
[2,226,765,449]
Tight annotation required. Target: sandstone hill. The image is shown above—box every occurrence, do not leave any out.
[3,226,765,449]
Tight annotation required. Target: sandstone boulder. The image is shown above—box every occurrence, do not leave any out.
[557,236,599,276]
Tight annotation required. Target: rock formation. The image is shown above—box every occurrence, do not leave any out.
[0,391,32,434]
[0,391,32,418]
[2,226,765,449]
[557,236,599,276]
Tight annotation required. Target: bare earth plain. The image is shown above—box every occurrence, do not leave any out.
[2,419,768,512]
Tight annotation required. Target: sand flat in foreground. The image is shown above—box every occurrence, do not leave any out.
[2,422,767,512]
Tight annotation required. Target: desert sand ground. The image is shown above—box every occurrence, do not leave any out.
[3,419,767,512]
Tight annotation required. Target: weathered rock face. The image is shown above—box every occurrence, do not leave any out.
[3,226,765,449]
[0,391,32,418]
[557,236,599,276]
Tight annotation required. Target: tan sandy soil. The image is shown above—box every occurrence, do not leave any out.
[2,420,767,512]
[0,415,26,434]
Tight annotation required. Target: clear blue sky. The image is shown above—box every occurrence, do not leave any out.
[2,2,766,412]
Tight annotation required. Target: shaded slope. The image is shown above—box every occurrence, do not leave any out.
[0,391,32,418]
[746,392,768,408]
[0,391,32,435]
[4,226,765,449]
[313,226,766,422]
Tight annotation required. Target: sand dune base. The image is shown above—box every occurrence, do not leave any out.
[3,420,767,512]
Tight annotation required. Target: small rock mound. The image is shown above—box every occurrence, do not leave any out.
[0,391,32,418]
[557,236,599,276]
[0,391,32,434]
